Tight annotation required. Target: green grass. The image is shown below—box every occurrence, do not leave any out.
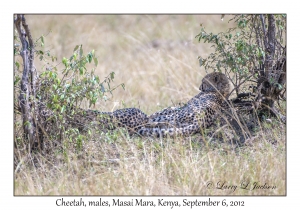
[14,15,286,195]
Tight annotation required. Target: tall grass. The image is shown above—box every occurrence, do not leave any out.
[14,15,286,195]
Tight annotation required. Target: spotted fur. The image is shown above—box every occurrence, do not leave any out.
[75,72,233,137]
[137,72,233,137]
[76,108,148,133]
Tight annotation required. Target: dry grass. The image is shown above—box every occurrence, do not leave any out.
[14,15,286,195]
[25,15,235,112]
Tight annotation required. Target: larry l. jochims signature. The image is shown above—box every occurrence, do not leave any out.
[206,181,276,193]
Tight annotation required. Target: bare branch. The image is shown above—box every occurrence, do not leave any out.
[259,14,268,49]
[15,14,38,152]
[267,14,276,74]
[22,15,38,99]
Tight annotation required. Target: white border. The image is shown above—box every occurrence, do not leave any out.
[2,0,298,209]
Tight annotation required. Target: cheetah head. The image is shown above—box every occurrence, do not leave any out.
[199,72,234,98]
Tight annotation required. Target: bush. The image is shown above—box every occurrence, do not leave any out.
[196,15,286,122]
[14,15,123,160]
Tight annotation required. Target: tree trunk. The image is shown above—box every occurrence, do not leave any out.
[257,14,286,122]
[15,15,41,152]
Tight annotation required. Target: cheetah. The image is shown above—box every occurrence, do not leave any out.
[74,72,233,137]
[137,72,234,137]
[72,108,149,134]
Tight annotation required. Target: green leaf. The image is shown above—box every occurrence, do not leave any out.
[61,105,66,113]
[14,76,20,85]
[94,75,100,83]
[52,56,57,62]
[73,45,79,52]
[52,72,57,79]
[196,33,202,42]
[62,57,68,67]
[47,103,52,109]
[41,35,44,47]
[91,97,97,105]
[56,78,61,84]
[121,83,125,90]
[79,67,84,75]
[24,121,31,127]
[110,72,115,80]
[15,61,20,70]
[73,52,77,60]
[93,57,98,66]
[80,46,83,58]
[87,53,92,63]
[53,94,58,102]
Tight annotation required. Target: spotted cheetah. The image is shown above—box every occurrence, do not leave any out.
[137,72,234,137]
[76,72,233,137]
[70,107,148,134]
